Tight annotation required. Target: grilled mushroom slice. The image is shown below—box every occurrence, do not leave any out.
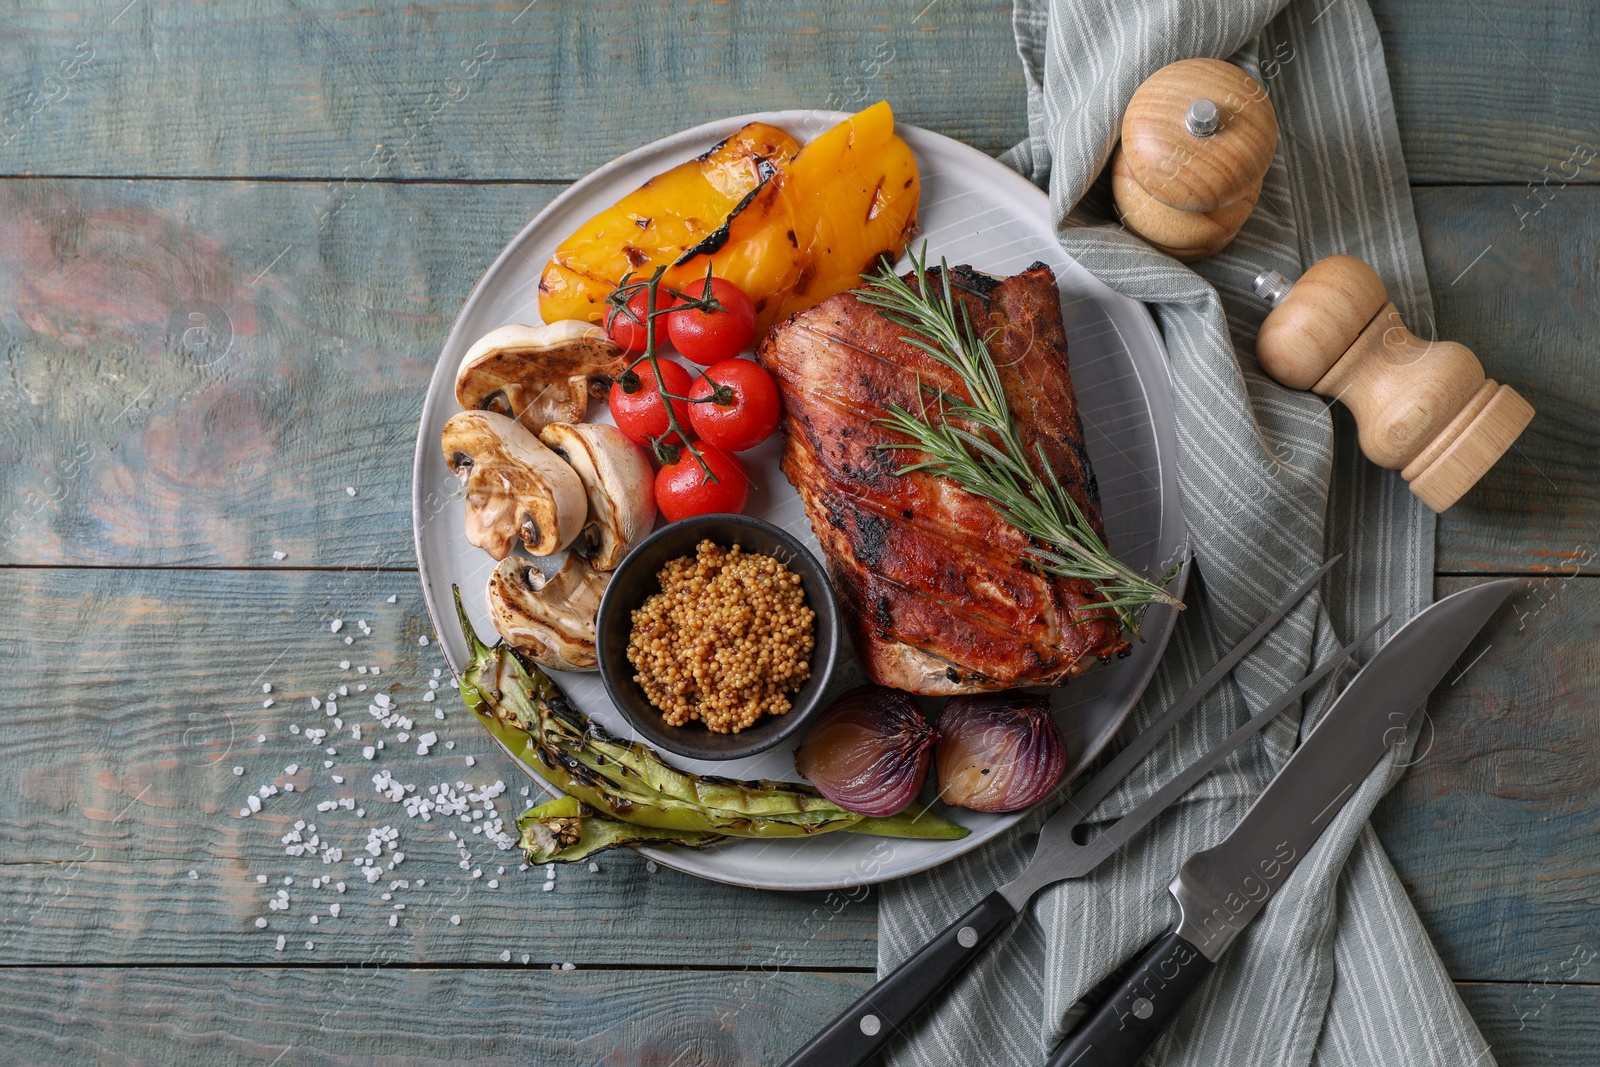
[455,321,625,434]
[486,554,609,672]
[537,422,656,571]
[440,410,586,560]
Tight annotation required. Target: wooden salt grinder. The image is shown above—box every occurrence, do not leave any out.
[1253,255,1535,512]
[1112,58,1278,262]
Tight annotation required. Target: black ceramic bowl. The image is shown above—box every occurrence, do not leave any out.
[596,513,841,761]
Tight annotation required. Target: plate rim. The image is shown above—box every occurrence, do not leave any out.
[411,108,1189,892]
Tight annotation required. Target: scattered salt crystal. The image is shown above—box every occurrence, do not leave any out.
[289,725,300,734]
[284,783,295,791]
[247,795,262,813]
[285,764,299,775]
[331,619,343,633]
[521,954,531,965]
[233,766,244,776]
[472,869,482,879]
[256,875,267,884]
[339,660,350,670]
[276,935,286,951]
[272,550,287,561]
[262,683,273,694]
[357,666,367,675]
[257,734,266,743]
[500,950,511,962]
[309,915,318,925]
[371,668,380,677]
[262,699,274,708]
[305,941,315,950]
[419,635,430,646]
[646,861,657,873]
[363,746,375,760]
[587,862,599,873]
[542,882,554,892]
[465,756,475,767]
[388,595,397,603]
[445,741,455,749]
[188,870,198,880]
[324,761,333,769]
[284,878,293,886]
[311,697,322,711]
[422,692,435,703]
[488,880,499,889]
[450,915,461,926]
[344,636,353,644]
[335,882,345,893]
[388,914,398,927]
[331,775,344,784]
[255,917,268,928]
[329,903,341,917]
[345,486,356,497]
[435,710,444,719]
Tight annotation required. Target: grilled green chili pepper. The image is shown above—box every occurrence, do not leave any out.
[454,585,967,842]
[518,796,725,863]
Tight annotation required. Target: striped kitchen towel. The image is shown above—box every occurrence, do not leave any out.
[877,0,1493,1064]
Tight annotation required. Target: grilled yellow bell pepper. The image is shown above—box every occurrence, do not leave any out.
[537,103,921,337]
[767,101,922,325]
[537,122,803,327]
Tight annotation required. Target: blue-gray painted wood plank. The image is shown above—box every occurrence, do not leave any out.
[0,566,878,968]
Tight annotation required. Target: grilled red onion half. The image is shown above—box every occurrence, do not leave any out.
[935,693,1067,813]
[794,687,938,817]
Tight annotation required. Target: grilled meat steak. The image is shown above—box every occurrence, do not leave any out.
[758,261,1129,695]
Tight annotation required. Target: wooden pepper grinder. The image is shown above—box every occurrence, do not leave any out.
[1112,58,1278,261]
[1253,255,1535,512]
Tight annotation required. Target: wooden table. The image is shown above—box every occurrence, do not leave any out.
[2,2,1594,1063]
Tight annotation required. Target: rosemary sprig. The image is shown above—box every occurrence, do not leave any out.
[857,245,1183,636]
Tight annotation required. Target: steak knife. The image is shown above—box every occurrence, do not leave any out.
[1045,578,1517,1067]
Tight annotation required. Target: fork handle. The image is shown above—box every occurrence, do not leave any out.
[779,890,1017,1067]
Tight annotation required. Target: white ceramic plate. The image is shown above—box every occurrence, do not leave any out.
[413,110,1188,891]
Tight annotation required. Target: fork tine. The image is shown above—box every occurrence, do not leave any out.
[1066,614,1390,875]
[1062,555,1342,824]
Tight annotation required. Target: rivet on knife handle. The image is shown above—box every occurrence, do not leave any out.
[1043,931,1214,1067]
[778,891,1017,1067]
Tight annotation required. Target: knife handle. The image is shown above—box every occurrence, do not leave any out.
[779,890,1017,1067]
[1045,930,1213,1067]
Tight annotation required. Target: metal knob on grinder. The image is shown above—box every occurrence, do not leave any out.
[1112,58,1278,262]
[1252,254,1536,512]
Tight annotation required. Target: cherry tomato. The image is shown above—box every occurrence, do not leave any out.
[666,278,757,364]
[688,359,782,452]
[655,444,750,521]
[604,280,677,354]
[608,358,694,446]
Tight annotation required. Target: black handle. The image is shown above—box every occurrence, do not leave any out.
[779,890,1017,1067]
[1045,930,1214,1067]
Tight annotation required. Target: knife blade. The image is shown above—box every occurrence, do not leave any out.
[1045,578,1517,1067]
[778,558,1355,1067]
